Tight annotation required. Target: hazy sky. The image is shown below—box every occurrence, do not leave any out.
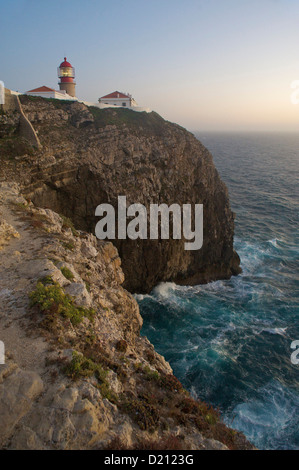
[2,0,299,132]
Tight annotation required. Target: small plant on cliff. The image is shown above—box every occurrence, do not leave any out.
[145,350,156,364]
[143,365,160,382]
[60,240,75,251]
[159,373,184,393]
[132,363,160,381]
[39,275,54,286]
[60,266,74,281]
[84,281,91,292]
[13,201,29,211]
[64,351,118,403]
[29,279,95,326]
[60,214,79,237]
[64,351,106,380]
[123,395,160,432]
[177,395,220,426]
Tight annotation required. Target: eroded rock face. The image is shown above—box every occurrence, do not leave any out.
[0,97,240,293]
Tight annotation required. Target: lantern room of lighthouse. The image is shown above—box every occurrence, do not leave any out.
[58,57,76,97]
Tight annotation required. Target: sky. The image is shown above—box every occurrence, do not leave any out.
[1,0,299,132]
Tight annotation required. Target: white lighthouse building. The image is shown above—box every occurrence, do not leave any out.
[98,91,138,108]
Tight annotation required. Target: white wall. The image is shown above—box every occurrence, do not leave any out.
[80,100,151,113]
[99,97,132,107]
[25,91,77,101]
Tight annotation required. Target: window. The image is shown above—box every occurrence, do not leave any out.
[122,102,126,107]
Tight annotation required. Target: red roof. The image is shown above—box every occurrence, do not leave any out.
[26,86,55,93]
[100,91,130,99]
[59,57,72,68]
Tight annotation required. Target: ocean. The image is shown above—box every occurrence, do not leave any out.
[137,132,299,450]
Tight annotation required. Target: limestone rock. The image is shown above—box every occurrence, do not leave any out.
[64,282,92,307]
[0,368,43,447]
[17,259,70,287]
[0,220,20,250]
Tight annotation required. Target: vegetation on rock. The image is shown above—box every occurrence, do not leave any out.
[29,277,95,326]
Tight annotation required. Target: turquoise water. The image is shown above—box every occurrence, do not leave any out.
[138,133,299,450]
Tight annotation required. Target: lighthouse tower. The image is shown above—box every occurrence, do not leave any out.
[58,57,76,97]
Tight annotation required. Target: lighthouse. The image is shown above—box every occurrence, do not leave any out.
[58,57,76,97]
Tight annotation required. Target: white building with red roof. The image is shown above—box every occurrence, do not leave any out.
[25,85,77,101]
[98,91,138,108]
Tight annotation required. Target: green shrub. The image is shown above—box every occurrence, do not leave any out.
[99,382,118,404]
[178,395,220,423]
[61,241,75,251]
[205,412,218,425]
[13,202,29,211]
[29,279,95,326]
[39,275,54,286]
[143,366,160,382]
[64,352,118,403]
[60,266,74,281]
[84,281,91,292]
[64,351,106,380]
[123,397,160,432]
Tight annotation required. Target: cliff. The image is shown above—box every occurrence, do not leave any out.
[0,182,253,450]
[0,95,240,293]
[0,97,251,450]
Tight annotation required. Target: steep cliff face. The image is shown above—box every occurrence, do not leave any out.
[0,96,240,293]
[0,100,253,450]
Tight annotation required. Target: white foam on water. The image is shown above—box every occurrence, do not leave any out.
[152,282,178,299]
[226,380,299,449]
[238,241,266,275]
[267,238,282,248]
[261,327,288,337]
[134,293,151,302]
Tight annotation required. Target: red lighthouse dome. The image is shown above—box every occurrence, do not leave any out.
[59,57,73,68]
[58,57,76,97]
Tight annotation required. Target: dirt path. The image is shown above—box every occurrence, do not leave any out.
[0,183,49,373]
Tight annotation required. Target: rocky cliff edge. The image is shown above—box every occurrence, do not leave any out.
[0,182,253,450]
